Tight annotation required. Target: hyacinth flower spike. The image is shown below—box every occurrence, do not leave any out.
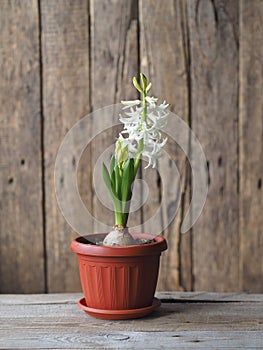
[102,73,169,246]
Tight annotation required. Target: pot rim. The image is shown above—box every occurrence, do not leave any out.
[70,233,167,257]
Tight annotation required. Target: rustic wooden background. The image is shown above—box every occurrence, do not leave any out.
[0,0,262,294]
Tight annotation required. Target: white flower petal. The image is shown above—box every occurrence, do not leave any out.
[121,100,141,109]
[146,96,158,105]
[121,100,141,105]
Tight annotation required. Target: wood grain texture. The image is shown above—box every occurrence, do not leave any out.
[0,293,262,349]
[41,0,90,292]
[90,0,139,231]
[239,0,263,292]
[139,0,191,291]
[0,0,44,292]
[0,330,262,349]
[188,0,239,291]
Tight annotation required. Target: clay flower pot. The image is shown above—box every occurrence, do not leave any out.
[71,233,167,319]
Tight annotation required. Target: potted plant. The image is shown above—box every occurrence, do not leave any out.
[71,74,169,319]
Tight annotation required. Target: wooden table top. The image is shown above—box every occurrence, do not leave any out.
[0,292,262,349]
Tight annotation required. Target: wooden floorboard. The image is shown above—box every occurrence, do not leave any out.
[0,293,262,349]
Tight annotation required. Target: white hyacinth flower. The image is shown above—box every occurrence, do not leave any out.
[118,97,169,168]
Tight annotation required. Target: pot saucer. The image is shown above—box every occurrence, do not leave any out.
[78,297,161,320]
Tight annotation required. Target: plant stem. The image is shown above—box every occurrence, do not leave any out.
[115,211,123,227]
[142,90,147,123]
[134,90,147,173]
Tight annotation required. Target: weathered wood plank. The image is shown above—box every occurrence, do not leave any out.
[0,330,262,349]
[139,0,191,291]
[1,301,262,331]
[41,0,91,292]
[90,0,139,231]
[0,295,262,332]
[239,0,263,292]
[188,0,239,291]
[0,0,44,292]
[0,293,262,349]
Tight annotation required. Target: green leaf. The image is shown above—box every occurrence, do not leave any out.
[110,166,116,191]
[140,73,147,90]
[133,76,143,93]
[114,164,122,200]
[102,162,117,202]
[102,162,112,193]
[103,162,122,221]
[121,159,135,227]
[110,156,116,191]
[122,212,129,227]
[121,158,134,204]
[110,155,115,176]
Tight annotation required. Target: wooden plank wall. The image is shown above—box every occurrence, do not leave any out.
[41,0,91,292]
[189,0,240,292]
[0,0,44,293]
[0,0,262,293]
[239,0,263,292]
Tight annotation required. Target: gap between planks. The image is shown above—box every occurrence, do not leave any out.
[0,292,263,305]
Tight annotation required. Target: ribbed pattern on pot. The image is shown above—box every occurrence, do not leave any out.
[78,255,160,310]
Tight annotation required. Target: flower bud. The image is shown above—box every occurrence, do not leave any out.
[132,77,143,93]
[115,139,128,164]
[140,73,147,90]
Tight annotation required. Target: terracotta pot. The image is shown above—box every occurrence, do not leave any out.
[71,233,167,319]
